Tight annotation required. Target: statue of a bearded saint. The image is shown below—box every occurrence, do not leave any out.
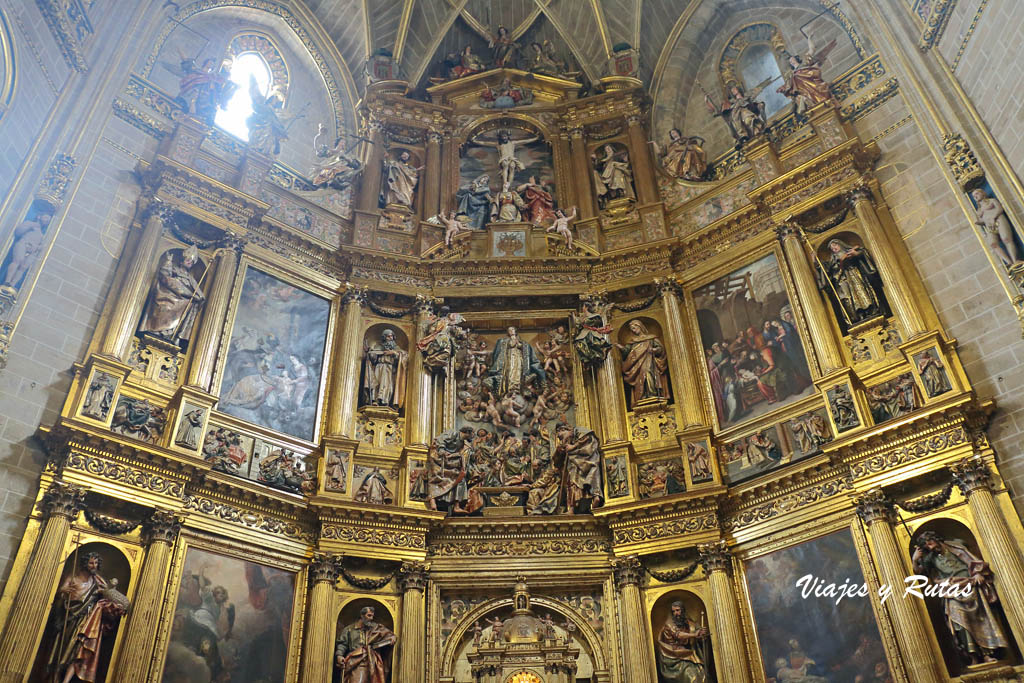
[335,605,396,683]
[42,551,130,683]
[380,149,422,208]
[656,601,709,682]
[362,328,408,409]
[137,245,206,348]
[485,326,546,397]
[912,531,1010,665]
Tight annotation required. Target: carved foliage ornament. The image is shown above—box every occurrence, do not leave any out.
[321,523,425,549]
[942,133,984,190]
[611,512,718,545]
[36,0,91,72]
[949,457,993,497]
[697,540,733,575]
[39,480,88,520]
[853,488,897,526]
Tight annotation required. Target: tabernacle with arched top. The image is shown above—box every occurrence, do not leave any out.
[1,1,1024,682]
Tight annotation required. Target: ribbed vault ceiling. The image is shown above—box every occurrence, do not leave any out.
[300,0,698,93]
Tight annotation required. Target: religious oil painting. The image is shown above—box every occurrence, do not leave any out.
[161,547,296,683]
[744,528,888,682]
[694,252,814,429]
[219,266,330,441]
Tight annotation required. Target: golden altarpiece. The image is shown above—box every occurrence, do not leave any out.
[1,54,1024,683]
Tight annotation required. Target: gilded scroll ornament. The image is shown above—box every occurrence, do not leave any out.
[942,133,984,190]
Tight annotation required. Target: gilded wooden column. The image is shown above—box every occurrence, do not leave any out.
[847,187,927,338]
[554,132,576,211]
[854,489,944,683]
[612,556,656,683]
[396,561,428,683]
[657,278,706,428]
[581,295,627,443]
[0,481,87,678]
[100,202,174,360]
[114,510,183,682]
[776,224,845,376]
[301,554,341,683]
[626,115,658,205]
[423,132,442,219]
[408,296,437,447]
[327,285,367,437]
[358,121,386,212]
[185,239,242,392]
[697,541,752,683]
[950,457,1024,644]
[569,128,595,220]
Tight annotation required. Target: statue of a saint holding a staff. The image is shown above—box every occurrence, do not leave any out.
[137,244,208,348]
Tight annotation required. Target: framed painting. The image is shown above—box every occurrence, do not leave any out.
[742,528,891,682]
[217,264,332,442]
[157,544,300,683]
[693,251,814,430]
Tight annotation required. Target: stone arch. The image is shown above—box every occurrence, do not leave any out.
[140,0,357,140]
[440,595,608,677]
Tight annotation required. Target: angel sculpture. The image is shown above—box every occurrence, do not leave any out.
[703,81,770,147]
[650,129,707,181]
[310,123,363,191]
[166,54,237,124]
[469,129,540,187]
[777,37,837,120]
[547,206,577,250]
[437,211,469,247]
[246,76,294,156]
[488,25,519,68]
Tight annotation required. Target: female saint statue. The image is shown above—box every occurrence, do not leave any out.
[823,238,884,324]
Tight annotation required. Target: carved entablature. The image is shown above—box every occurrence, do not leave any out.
[142,156,269,233]
[747,138,880,219]
[596,496,721,555]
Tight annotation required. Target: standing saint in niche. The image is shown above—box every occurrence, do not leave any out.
[821,238,885,325]
[380,150,423,208]
[617,320,670,406]
[137,244,206,348]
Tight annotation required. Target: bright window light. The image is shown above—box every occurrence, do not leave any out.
[215,52,272,140]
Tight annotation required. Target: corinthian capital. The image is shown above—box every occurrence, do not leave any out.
[853,488,896,526]
[698,540,733,575]
[142,509,185,546]
[309,553,342,585]
[38,480,88,520]
[949,457,993,497]
[612,555,643,588]
[398,560,429,592]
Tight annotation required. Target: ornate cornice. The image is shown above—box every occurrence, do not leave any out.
[39,480,88,520]
[65,451,186,499]
[184,493,315,542]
